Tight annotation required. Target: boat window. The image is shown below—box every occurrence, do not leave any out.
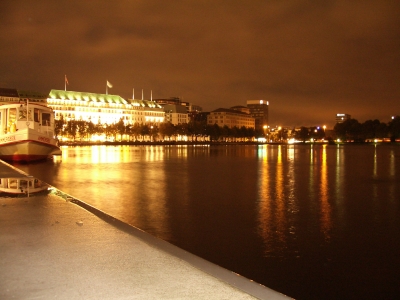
[42,113,51,126]
[34,109,40,122]
[8,108,17,132]
[18,107,27,120]
[9,179,18,189]
[20,180,28,189]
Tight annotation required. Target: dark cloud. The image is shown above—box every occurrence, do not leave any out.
[1,0,399,128]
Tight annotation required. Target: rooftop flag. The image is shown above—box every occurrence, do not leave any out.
[65,75,69,91]
[106,80,113,95]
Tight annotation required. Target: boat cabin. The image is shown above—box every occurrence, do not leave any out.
[0,102,55,136]
[0,177,49,195]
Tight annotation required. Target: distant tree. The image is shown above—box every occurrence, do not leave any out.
[376,122,389,138]
[221,125,231,141]
[359,119,386,140]
[245,127,255,140]
[188,120,205,140]
[334,119,362,141]
[66,120,78,141]
[131,123,141,141]
[159,122,175,140]
[116,117,126,141]
[55,115,65,137]
[389,116,400,142]
[206,124,221,141]
[77,120,87,141]
[150,124,159,141]
[95,120,103,136]
[239,126,249,140]
[295,127,310,142]
[140,124,150,140]
[176,123,189,137]
[103,123,115,141]
[87,120,96,140]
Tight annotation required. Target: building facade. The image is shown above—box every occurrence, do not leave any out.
[336,113,351,123]
[0,88,20,103]
[230,105,251,114]
[163,104,189,125]
[207,108,255,129]
[47,90,164,125]
[246,100,269,130]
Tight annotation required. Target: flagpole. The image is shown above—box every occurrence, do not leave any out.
[142,89,143,100]
[64,75,67,91]
[106,81,108,95]
[151,90,153,101]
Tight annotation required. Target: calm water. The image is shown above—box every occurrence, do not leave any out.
[14,144,400,299]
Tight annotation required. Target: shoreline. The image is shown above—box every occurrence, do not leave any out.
[58,140,400,147]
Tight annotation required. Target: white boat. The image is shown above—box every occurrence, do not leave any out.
[0,101,61,162]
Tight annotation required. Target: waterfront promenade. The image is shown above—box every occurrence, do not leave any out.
[0,160,290,299]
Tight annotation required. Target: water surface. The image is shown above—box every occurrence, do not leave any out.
[14,144,400,299]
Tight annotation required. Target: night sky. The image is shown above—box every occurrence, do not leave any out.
[1,1,399,128]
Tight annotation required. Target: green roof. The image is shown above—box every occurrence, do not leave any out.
[49,90,128,105]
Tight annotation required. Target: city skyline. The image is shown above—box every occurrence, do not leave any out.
[1,1,399,129]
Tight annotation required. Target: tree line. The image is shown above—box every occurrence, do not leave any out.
[332,117,400,142]
[55,115,400,143]
[54,116,263,142]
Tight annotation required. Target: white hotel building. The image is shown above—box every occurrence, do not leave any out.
[47,90,165,125]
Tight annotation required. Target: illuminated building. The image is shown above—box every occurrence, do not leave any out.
[0,88,20,103]
[230,105,251,114]
[0,88,48,104]
[153,97,181,106]
[181,101,202,113]
[336,113,351,123]
[246,100,269,130]
[154,97,202,113]
[207,108,255,129]
[47,90,164,125]
[163,104,189,125]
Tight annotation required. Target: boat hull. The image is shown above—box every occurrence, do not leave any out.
[0,129,60,162]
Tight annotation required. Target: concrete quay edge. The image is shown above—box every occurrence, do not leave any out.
[0,159,292,299]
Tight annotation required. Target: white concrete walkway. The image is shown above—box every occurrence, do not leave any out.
[0,161,291,299]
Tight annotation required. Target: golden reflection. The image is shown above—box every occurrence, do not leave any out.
[309,145,315,199]
[145,146,165,161]
[57,146,172,240]
[389,149,396,202]
[286,145,298,217]
[257,145,287,254]
[373,145,377,177]
[61,145,141,164]
[139,162,171,239]
[257,145,272,250]
[275,145,285,243]
[335,145,344,205]
[319,145,331,240]
[112,146,170,240]
[389,149,395,177]
[177,145,188,158]
[373,145,378,198]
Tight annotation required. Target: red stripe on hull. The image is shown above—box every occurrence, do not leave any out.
[0,154,51,162]
[0,140,60,162]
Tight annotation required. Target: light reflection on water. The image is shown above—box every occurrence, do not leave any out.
[13,144,400,300]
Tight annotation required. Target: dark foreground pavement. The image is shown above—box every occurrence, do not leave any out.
[0,160,291,300]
